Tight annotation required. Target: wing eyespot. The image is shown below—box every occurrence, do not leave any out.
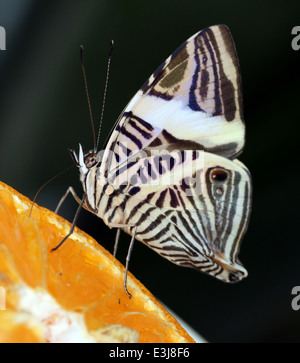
[209,168,228,183]
[215,187,224,196]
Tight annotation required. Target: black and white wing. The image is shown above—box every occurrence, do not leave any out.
[100,24,244,175]
[92,25,251,283]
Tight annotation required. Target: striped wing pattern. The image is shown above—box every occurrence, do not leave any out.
[78,25,252,283]
[101,24,244,176]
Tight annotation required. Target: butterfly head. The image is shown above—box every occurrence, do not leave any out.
[69,144,100,176]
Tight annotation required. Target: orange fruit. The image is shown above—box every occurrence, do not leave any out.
[0,181,195,343]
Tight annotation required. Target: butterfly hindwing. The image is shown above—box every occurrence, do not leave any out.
[106,150,251,282]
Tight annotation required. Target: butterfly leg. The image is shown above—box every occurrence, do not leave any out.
[124,226,137,299]
[51,193,86,252]
[55,186,82,214]
[113,228,121,258]
[107,223,137,299]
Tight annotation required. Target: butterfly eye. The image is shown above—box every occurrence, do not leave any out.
[210,168,228,183]
[84,153,98,168]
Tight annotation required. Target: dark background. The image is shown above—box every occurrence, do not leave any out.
[0,0,299,342]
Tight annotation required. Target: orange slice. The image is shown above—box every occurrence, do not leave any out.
[0,181,195,343]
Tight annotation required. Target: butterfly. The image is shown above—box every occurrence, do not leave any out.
[53,24,252,297]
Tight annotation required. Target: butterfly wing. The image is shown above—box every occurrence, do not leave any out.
[108,150,251,282]
[94,24,251,282]
[101,24,244,175]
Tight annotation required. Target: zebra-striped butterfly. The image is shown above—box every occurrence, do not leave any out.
[56,25,252,294]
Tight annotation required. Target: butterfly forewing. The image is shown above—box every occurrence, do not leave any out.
[101,24,245,176]
[79,24,252,283]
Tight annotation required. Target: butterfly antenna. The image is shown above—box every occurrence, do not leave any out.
[95,40,114,152]
[80,45,96,151]
[29,165,74,217]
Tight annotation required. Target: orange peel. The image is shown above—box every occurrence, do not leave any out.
[0,181,194,343]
